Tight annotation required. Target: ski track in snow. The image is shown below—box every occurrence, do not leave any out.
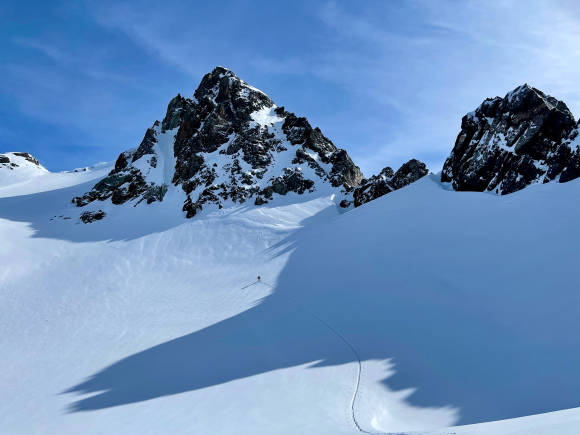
[253,279,385,434]
[3,166,580,434]
[307,312,384,435]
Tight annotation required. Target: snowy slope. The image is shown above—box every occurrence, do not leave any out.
[269,174,580,432]
[0,152,110,198]
[1,166,580,434]
[0,152,48,187]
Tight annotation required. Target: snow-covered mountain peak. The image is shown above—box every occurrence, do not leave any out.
[0,151,48,186]
[505,83,574,117]
[195,66,271,102]
[72,67,369,220]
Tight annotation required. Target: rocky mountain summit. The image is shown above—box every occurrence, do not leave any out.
[73,67,375,218]
[442,84,580,194]
[72,66,426,219]
[9,76,580,224]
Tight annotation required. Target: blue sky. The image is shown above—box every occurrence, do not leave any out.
[2,0,580,174]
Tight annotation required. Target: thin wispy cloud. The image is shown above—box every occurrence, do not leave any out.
[3,0,580,174]
[11,36,144,85]
[13,37,73,64]
[301,0,580,173]
[88,3,201,77]
[418,0,580,110]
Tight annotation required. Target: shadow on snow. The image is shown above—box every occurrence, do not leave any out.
[62,179,580,425]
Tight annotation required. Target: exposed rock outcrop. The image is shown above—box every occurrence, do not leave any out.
[74,67,364,218]
[441,84,580,194]
[352,159,428,207]
[80,210,106,223]
[72,127,166,208]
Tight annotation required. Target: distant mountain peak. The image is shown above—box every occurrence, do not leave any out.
[73,67,370,219]
[0,152,48,187]
[71,67,433,221]
[442,84,580,194]
[192,66,270,104]
[0,152,44,168]
[505,83,574,116]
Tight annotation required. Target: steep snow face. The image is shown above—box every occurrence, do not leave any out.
[442,84,580,194]
[73,67,363,220]
[2,167,580,434]
[0,152,48,186]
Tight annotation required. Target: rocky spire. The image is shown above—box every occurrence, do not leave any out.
[441,84,580,194]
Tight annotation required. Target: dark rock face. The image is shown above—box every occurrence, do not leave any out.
[72,126,166,207]
[352,159,428,207]
[80,210,106,223]
[391,159,429,190]
[353,167,394,208]
[442,84,580,194]
[75,66,363,218]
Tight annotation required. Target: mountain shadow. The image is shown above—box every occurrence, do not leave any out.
[64,178,580,425]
